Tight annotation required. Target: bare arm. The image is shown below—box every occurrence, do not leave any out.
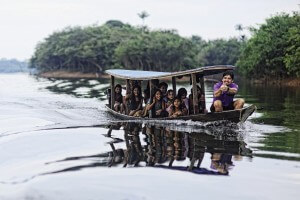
[227,87,237,94]
[214,86,224,97]
[146,98,156,110]
[214,84,237,97]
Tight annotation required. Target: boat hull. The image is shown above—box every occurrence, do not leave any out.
[105,104,256,123]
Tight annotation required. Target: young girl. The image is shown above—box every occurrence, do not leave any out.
[188,85,207,114]
[113,84,124,113]
[144,89,168,118]
[168,97,188,118]
[177,88,189,114]
[126,85,143,117]
[165,89,174,112]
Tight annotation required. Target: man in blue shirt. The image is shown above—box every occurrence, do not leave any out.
[210,71,244,112]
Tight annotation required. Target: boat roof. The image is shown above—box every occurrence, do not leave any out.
[105,65,235,80]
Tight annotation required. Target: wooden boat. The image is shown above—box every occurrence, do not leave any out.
[105,65,256,123]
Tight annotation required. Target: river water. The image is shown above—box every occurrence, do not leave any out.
[0,73,299,200]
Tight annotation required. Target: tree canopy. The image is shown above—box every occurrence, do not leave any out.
[237,12,300,78]
[30,22,243,73]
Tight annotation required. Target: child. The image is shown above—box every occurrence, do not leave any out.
[168,97,188,118]
[144,89,168,118]
[165,89,174,112]
[113,84,124,113]
[188,85,207,114]
[126,85,143,117]
[158,82,168,98]
[177,88,189,114]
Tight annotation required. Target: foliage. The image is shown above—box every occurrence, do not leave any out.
[237,12,300,78]
[114,30,196,71]
[196,38,243,66]
[30,21,243,73]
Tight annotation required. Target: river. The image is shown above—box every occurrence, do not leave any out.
[0,73,299,200]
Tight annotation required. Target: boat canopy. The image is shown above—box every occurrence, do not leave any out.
[105,65,235,80]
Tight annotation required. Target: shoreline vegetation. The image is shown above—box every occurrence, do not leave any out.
[29,12,299,83]
[38,70,300,87]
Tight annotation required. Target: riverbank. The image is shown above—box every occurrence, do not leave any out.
[39,71,300,86]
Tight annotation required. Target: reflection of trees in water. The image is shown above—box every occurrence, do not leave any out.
[41,78,109,99]
[239,83,300,157]
[46,123,251,176]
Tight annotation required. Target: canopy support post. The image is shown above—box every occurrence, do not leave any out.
[149,79,154,118]
[111,75,115,109]
[199,74,206,111]
[172,77,176,96]
[191,73,199,114]
[126,79,130,95]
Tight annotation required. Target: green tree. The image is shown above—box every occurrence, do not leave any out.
[237,12,300,78]
[195,38,243,66]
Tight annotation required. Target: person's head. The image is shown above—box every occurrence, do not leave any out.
[178,88,187,99]
[167,89,174,100]
[158,82,168,95]
[153,89,162,101]
[173,97,182,108]
[114,84,122,94]
[222,71,234,85]
[132,85,141,97]
[130,80,139,88]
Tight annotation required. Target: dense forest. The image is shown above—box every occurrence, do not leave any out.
[29,20,243,73]
[30,12,300,78]
[237,11,300,78]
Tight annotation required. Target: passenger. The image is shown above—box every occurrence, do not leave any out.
[113,84,124,113]
[144,89,168,118]
[188,85,207,114]
[158,82,168,98]
[168,97,188,118]
[124,80,140,114]
[210,71,245,112]
[126,85,143,117]
[177,88,189,113]
[165,90,175,113]
[165,89,174,112]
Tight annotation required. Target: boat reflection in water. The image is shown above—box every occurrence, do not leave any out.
[105,122,252,175]
[46,122,252,176]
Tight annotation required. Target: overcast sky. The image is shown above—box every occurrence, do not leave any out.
[0,0,298,60]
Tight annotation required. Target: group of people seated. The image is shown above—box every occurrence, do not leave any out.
[113,80,206,118]
[112,71,244,118]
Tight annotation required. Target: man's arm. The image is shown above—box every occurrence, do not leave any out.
[227,83,238,94]
[227,87,237,94]
[214,84,227,97]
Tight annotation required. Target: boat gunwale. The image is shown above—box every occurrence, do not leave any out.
[105,104,256,122]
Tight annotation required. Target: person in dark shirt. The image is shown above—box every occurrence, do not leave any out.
[113,84,124,113]
[177,88,189,114]
[144,89,168,118]
[126,85,143,117]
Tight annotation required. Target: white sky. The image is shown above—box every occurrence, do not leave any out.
[0,0,299,60]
